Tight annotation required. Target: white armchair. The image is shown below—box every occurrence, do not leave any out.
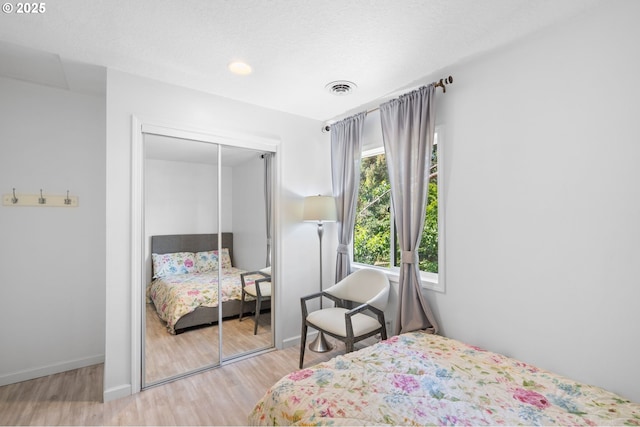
[299,268,390,368]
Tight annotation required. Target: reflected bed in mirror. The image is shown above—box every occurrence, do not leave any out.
[145,233,272,384]
[148,233,271,334]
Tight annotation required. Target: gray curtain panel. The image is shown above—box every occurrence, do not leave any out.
[331,112,367,282]
[263,153,273,267]
[380,85,440,335]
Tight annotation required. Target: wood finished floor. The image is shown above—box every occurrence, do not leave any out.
[0,335,378,426]
[145,303,272,384]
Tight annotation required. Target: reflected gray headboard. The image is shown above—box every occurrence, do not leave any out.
[151,233,234,265]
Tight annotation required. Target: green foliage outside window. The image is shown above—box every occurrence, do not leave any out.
[354,147,438,273]
[354,154,392,267]
[420,179,438,273]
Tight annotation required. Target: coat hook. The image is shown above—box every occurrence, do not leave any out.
[38,189,46,204]
[11,188,18,204]
[64,190,71,205]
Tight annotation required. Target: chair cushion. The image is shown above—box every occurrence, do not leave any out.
[307,307,382,337]
[244,282,272,297]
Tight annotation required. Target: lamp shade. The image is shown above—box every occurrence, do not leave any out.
[303,195,337,222]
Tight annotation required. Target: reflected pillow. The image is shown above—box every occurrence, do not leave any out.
[195,248,232,272]
[195,250,218,272]
[152,252,197,278]
[220,248,232,269]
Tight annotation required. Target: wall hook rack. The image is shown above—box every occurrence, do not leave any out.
[2,189,79,207]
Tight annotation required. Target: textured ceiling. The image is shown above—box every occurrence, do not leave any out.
[0,0,605,122]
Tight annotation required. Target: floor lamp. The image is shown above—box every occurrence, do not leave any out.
[303,195,337,352]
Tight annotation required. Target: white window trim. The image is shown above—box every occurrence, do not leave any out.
[352,126,445,294]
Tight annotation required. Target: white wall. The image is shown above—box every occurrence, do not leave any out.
[105,70,331,401]
[0,76,106,385]
[144,159,233,281]
[232,155,268,270]
[145,160,228,236]
[425,1,640,402]
[145,155,266,273]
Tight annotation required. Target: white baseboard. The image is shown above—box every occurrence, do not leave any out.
[103,384,132,402]
[0,354,104,387]
[282,331,317,348]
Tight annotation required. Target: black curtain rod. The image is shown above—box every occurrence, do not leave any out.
[321,75,453,133]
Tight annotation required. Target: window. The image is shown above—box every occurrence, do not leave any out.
[353,131,444,290]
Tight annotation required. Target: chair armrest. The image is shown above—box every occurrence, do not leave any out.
[300,291,341,318]
[345,303,385,319]
[301,291,324,303]
[301,292,322,319]
[253,277,271,297]
[345,303,370,316]
[240,270,271,289]
[344,303,386,339]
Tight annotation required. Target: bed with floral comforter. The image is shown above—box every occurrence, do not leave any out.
[148,267,251,334]
[249,332,639,426]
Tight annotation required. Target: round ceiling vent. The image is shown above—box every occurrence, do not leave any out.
[325,80,357,96]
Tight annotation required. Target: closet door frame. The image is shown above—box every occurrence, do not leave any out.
[130,115,280,394]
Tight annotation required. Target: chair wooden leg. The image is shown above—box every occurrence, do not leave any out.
[253,298,261,335]
[299,323,308,369]
[239,293,245,321]
[346,340,354,353]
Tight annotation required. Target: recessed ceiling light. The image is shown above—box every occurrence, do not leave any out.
[325,80,357,96]
[228,61,252,76]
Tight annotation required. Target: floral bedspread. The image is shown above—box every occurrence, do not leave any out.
[148,268,250,334]
[249,332,640,426]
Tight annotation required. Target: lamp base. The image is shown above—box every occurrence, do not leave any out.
[308,331,333,353]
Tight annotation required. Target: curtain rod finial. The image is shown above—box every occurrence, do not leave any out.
[321,124,331,133]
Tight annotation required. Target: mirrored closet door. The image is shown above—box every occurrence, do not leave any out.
[142,131,274,387]
[219,145,273,360]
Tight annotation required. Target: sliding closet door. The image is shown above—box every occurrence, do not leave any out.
[141,128,277,388]
[143,134,221,386]
[220,144,274,360]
